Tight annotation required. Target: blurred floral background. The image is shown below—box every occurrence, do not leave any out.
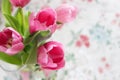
[1,0,120,80]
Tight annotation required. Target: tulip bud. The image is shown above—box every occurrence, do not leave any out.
[9,0,30,7]
[56,4,78,23]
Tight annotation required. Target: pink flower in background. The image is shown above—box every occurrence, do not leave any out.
[0,27,24,55]
[56,4,78,23]
[29,8,57,34]
[37,41,65,70]
[80,35,90,47]
[9,0,30,7]
[75,35,90,48]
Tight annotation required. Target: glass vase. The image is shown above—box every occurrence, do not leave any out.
[0,62,57,80]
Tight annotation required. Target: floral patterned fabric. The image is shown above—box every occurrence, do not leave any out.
[1,0,120,80]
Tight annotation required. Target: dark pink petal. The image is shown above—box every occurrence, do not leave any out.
[36,8,56,26]
[48,47,64,63]
[46,13,56,26]
[56,59,65,69]
[3,29,12,39]
[0,32,8,45]
[29,8,57,34]
[37,11,49,23]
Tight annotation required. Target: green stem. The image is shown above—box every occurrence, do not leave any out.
[25,41,38,64]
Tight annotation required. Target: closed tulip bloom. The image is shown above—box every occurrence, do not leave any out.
[29,8,57,34]
[9,0,30,7]
[0,27,24,55]
[37,41,65,70]
[56,4,78,23]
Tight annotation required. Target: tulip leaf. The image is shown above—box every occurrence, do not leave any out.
[3,14,21,33]
[40,30,50,37]
[23,11,31,37]
[0,52,22,65]
[24,30,50,45]
[20,51,29,65]
[1,0,11,15]
[15,8,23,34]
[15,8,23,26]
[24,31,50,64]
[25,43,37,64]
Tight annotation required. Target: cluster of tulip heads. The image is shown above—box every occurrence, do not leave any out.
[0,0,77,72]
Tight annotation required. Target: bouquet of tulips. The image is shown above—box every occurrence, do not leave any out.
[0,0,77,76]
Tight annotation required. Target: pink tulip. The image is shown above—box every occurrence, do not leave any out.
[0,27,24,55]
[9,0,30,7]
[29,8,57,34]
[37,41,65,70]
[56,4,78,23]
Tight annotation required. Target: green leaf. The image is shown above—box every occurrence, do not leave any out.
[15,8,23,27]
[0,52,22,65]
[14,8,24,35]
[1,0,12,15]
[14,9,30,36]
[21,51,29,65]
[23,11,31,37]
[40,30,50,37]
[3,14,20,33]
[23,31,50,64]
[24,30,50,45]
[25,43,37,64]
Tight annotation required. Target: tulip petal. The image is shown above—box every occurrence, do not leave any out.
[0,46,7,52]
[48,47,64,63]
[38,46,49,65]
[30,8,57,34]
[5,42,24,55]
[37,41,65,70]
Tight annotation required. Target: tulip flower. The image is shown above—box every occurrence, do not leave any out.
[29,8,57,34]
[37,41,65,70]
[56,4,78,23]
[0,27,24,55]
[9,0,30,7]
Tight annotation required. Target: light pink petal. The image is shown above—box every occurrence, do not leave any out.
[7,27,23,41]
[5,42,24,55]
[49,24,57,33]
[0,46,7,52]
[37,46,49,65]
[29,13,47,34]
[45,41,63,51]
[47,59,65,70]
[43,57,57,68]
[56,4,78,23]
[34,20,46,31]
